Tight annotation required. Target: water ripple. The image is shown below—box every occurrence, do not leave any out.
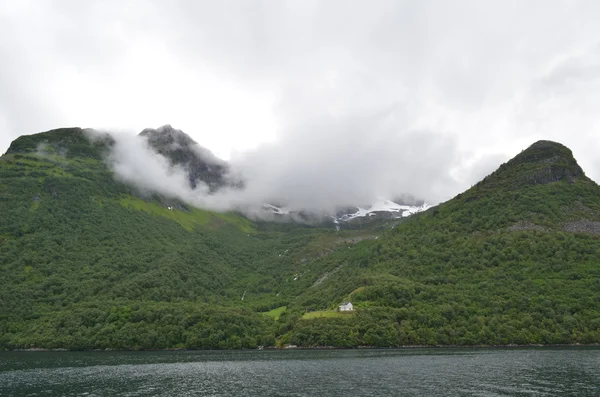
[0,348,599,396]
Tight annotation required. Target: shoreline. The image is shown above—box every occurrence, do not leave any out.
[4,343,600,353]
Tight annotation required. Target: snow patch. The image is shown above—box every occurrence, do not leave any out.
[338,199,431,221]
[261,199,430,226]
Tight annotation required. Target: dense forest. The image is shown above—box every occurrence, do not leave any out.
[1,130,599,349]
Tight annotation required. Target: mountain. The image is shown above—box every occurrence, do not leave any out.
[1,130,600,350]
[122,124,428,226]
[0,127,378,349]
[139,125,241,192]
[138,125,431,227]
[4,127,112,160]
[284,140,600,346]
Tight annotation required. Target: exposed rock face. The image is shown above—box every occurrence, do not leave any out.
[139,125,241,192]
[563,220,600,235]
[508,140,586,186]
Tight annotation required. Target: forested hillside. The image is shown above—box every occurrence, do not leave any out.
[0,128,379,349]
[1,130,599,349]
[281,141,600,346]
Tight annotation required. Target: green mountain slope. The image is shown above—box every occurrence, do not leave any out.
[283,141,600,346]
[1,130,600,349]
[0,128,374,349]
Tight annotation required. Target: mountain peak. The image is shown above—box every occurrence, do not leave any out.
[480,139,586,190]
[140,125,197,148]
[511,140,581,168]
[432,138,600,234]
[139,125,237,192]
[4,127,112,159]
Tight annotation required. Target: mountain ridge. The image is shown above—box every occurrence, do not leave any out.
[2,128,600,349]
[477,140,588,190]
[3,126,432,227]
[427,139,600,235]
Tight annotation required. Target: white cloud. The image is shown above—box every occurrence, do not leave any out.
[1,0,600,205]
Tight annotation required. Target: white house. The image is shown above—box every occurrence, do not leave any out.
[339,301,354,311]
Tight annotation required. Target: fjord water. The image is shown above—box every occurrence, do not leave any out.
[1,348,599,396]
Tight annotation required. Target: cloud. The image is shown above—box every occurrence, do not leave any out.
[107,132,205,199]
[228,116,461,211]
[95,122,460,216]
[2,0,600,204]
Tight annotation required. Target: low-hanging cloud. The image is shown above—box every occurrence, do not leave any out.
[227,114,462,211]
[97,114,474,217]
[107,132,208,199]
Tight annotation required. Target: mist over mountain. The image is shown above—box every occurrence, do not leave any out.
[95,124,440,219]
[140,125,236,192]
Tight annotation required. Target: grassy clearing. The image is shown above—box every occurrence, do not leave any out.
[262,306,286,320]
[214,212,254,234]
[349,286,365,295]
[119,196,254,233]
[29,200,40,213]
[301,310,355,320]
[119,197,211,231]
[2,154,74,177]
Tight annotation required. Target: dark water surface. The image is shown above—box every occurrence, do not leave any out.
[1,348,599,396]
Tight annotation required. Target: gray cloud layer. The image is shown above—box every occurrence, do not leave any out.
[2,1,600,209]
[99,127,449,214]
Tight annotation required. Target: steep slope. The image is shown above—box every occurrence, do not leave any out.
[0,128,373,349]
[280,140,600,346]
[1,130,255,348]
[2,132,600,349]
[413,140,600,234]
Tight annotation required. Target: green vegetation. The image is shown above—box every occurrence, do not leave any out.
[301,310,354,320]
[263,306,287,320]
[277,141,600,347]
[1,130,600,349]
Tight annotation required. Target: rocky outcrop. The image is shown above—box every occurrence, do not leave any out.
[140,125,241,192]
[486,140,589,190]
[563,220,600,235]
[506,221,548,232]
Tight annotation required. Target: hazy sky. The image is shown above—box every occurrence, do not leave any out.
[2,1,600,206]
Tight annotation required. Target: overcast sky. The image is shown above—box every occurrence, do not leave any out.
[1,1,600,206]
